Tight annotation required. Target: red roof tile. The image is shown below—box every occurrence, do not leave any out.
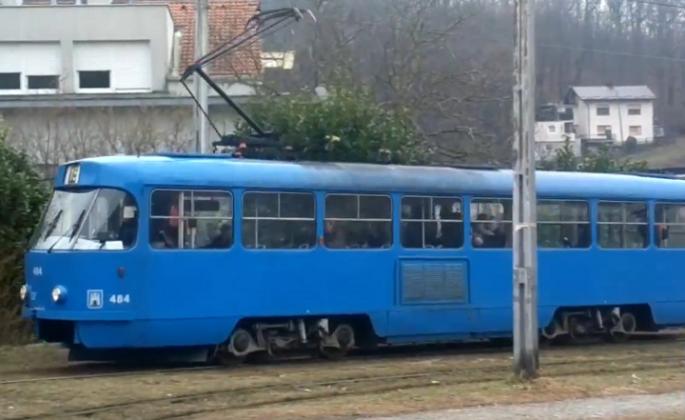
[166,0,262,78]
[117,0,262,78]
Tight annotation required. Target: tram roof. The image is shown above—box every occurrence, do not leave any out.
[62,154,685,201]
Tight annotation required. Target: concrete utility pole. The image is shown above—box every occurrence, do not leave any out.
[512,0,539,379]
[194,0,209,153]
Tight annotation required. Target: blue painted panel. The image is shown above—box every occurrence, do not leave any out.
[75,318,239,348]
[59,155,685,201]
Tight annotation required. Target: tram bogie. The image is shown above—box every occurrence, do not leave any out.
[542,305,651,343]
[215,316,367,362]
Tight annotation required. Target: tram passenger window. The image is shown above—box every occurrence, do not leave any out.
[150,190,232,249]
[655,204,685,248]
[401,196,463,248]
[597,202,648,249]
[537,200,590,248]
[325,194,392,249]
[242,192,315,249]
[470,199,512,248]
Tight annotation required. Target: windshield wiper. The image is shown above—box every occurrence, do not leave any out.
[42,209,63,240]
[68,209,87,242]
[43,210,65,253]
[48,208,86,254]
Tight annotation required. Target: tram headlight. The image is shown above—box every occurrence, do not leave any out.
[51,286,67,303]
[19,285,28,301]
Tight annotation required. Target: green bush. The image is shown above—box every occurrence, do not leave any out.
[237,87,425,164]
[540,142,647,173]
[0,126,48,344]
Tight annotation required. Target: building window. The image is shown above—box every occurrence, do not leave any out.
[0,73,20,90]
[27,75,59,90]
[537,200,590,248]
[597,125,612,137]
[150,190,233,249]
[564,122,574,134]
[78,70,110,89]
[242,192,316,249]
[597,202,648,249]
[596,106,610,116]
[401,196,463,248]
[628,106,641,115]
[548,125,556,133]
[629,125,642,136]
[325,194,392,249]
[471,198,512,248]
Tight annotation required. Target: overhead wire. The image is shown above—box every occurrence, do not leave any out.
[624,0,685,10]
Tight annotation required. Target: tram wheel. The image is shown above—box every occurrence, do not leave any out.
[319,324,355,360]
[566,316,588,345]
[607,312,637,343]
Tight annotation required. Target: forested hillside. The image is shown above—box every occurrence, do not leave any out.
[263,0,685,164]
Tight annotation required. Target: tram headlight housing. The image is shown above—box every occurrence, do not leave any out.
[51,286,67,303]
[19,285,28,302]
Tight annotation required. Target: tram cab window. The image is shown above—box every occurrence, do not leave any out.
[470,199,512,248]
[324,194,392,249]
[401,196,463,248]
[242,192,316,249]
[31,188,138,251]
[150,190,232,249]
[597,202,648,249]
[537,200,590,248]
[655,203,685,248]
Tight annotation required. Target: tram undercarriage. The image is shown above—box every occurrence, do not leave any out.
[214,318,361,363]
[542,306,651,343]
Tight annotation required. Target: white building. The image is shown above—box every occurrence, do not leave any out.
[534,103,578,161]
[565,85,655,146]
[0,1,262,175]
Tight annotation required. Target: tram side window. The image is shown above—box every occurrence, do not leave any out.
[597,202,648,249]
[537,200,590,248]
[655,203,685,248]
[150,190,233,249]
[401,196,463,248]
[325,194,392,249]
[470,199,512,248]
[242,192,316,249]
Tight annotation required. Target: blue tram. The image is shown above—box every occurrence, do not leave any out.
[21,154,685,361]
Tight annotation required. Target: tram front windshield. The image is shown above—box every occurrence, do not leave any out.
[31,188,138,251]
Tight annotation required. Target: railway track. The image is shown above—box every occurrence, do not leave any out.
[6,345,684,420]
[0,364,222,386]
[1,335,682,387]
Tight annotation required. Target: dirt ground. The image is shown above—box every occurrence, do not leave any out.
[368,391,685,420]
[0,338,684,420]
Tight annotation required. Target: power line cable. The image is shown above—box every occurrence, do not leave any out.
[624,0,685,11]
[538,42,685,63]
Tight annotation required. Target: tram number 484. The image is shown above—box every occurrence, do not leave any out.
[109,294,131,304]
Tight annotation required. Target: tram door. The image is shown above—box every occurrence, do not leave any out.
[388,196,472,338]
